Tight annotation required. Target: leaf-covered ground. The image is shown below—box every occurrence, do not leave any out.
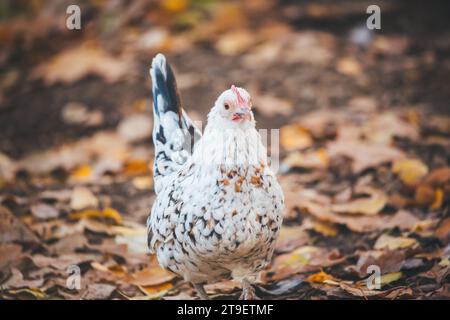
[0,0,449,299]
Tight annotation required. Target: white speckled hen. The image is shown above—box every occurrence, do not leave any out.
[147,54,284,300]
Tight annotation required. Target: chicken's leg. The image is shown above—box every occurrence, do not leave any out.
[239,279,260,300]
[193,283,210,300]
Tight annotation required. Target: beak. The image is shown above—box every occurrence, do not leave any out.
[235,108,251,121]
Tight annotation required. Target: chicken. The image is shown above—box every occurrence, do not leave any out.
[147,54,284,300]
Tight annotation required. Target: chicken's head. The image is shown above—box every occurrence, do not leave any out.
[211,85,253,125]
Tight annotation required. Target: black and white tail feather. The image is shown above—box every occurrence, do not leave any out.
[150,54,202,195]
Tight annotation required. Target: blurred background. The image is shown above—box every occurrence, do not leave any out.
[0,0,449,299]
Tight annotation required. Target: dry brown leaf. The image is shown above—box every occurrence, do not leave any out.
[356,250,405,277]
[2,268,45,289]
[30,203,59,220]
[18,131,129,175]
[118,114,152,143]
[124,267,176,287]
[0,205,40,244]
[423,167,450,187]
[81,283,117,300]
[266,246,343,281]
[70,187,99,211]
[302,196,420,233]
[328,140,405,173]
[254,94,293,117]
[275,225,310,253]
[331,188,387,216]
[285,31,336,66]
[31,253,98,270]
[0,244,22,271]
[436,218,450,243]
[215,29,256,56]
[31,42,131,84]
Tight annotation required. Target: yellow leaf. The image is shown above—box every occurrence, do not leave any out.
[280,124,313,151]
[336,57,361,76]
[306,271,334,283]
[70,207,122,224]
[284,148,329,169]
[374,234,418,250]
[71,165,92,182]
[124,159,150,176]
[392,159,428,185]
[430,188,444,210]
[161,0,188,12]
[139,282,173,295]
[303,218,337,236]
[380,272,402,286]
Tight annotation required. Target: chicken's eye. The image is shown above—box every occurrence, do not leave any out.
[224,103,230,110]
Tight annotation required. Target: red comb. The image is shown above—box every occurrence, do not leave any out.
[231,85,248,109]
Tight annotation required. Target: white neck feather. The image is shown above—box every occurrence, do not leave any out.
[191,113,267,169]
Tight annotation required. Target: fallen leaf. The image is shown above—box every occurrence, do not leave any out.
[380,272,403,286]
[356,250,405,277]
[0,205,40,244]
[31,42,132,84]
[436,218,450,243]
[138,282,173,299]
[303,217,338,236]
[61,102,104,126]
[306,271,335,283]
[30,203,60,220]
[266,246,343,281]
[430,188,444,210]
[70,187,99,210]
[132,176,153,190]
[123,159,150,176]
[327,140,405,173]
[115,230,148,254]
[331,187,387,216]
[392,159,428,186]
[275,225,310,253]
[69,208,122,225]
[118,114,152,143]
[280,124,313,151]
[161,0,188,12]
[215,29,256,56]
[0,244,22,270]
[255,94,293,117]
[125,267,176,287]
[81,283,117,300]
[336,57,361,76]
[283,148,329,170]
[374,234,419,251]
